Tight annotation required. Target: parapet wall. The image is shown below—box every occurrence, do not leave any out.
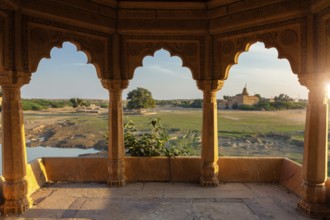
[40,156,282,183]
[6,156,330,203]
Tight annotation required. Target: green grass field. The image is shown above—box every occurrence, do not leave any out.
[22,108,330,175]
[124,109,306,139]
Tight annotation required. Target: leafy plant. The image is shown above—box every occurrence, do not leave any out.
[124,118,191,157]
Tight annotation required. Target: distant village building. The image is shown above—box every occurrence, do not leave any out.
[219,86,260,109]
[76,104,101,113]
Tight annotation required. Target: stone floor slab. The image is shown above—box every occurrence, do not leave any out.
[15,182,311,219]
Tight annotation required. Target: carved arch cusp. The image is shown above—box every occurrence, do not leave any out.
[215,26,301,80]
[124,40,200,80]
[27,24,108,80]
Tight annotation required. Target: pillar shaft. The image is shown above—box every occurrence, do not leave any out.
[1,85,31,215]
[197,80,223,186]
[297,83,329,217]
[102,80,128,187]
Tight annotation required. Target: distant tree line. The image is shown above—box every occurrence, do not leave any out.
[21,99,108,111]
[16,87,306,112]
[156,99,203,108]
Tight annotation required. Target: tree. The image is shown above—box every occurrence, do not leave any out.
[274,94,292,102]
[126,87,155,110]
[255,94,261,99]
[190,99,203,108]
[223,95,231,100]
[69,98,86,108]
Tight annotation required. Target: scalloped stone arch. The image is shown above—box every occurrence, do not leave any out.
[131,47,194,80]
[215,26,302,81]
[122,37,203,80]
[28,25,108,80]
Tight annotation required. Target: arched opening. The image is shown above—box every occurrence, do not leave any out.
[218,42,308,164]
[124,49,202,156]
[18,42,108,165]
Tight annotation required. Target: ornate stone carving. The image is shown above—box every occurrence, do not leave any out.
[101,79,129,91]
[0,15,4,69]
[1,85,32,215]
[214,23,302,80]
[2,10,13,70]
[121,36,203,80]
[119,20,208,33]
[0,70,31,86]
[102,79,128,187]
[280,29,298,46]
[221,41,235,55]
[197,80,224,187]
[23,16,111,80]
[1,178,32,214]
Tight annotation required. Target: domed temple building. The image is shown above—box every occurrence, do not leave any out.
[225,85,260,109]
[0,0,330,218]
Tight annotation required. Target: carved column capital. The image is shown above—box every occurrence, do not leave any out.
[197,80,224,92]
[0,71,31,87]
[101,79,129,92]
[299,74,329,104]
[299,74,330,90]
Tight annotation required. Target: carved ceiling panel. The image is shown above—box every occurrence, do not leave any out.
[121,36,204,80]
[25,17,111,80]
[214,21,304,80]
[315,7,330,81]
[0,9,13,72]
[0,15,5,70]
[326,19,330,79]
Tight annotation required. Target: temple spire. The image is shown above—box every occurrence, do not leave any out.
[242,84,249,96]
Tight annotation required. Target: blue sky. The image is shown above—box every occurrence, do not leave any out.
[22,42,309,100]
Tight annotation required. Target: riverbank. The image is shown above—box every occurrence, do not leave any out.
[0,107,309,163]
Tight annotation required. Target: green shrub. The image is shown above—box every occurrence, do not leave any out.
[22,100,46,111]
[124,118,191,157]
[100,103,109,108]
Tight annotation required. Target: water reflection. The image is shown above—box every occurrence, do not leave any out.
[0,145,99,175]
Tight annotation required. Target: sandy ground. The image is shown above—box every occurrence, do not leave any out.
[0,107,108,150]
[0,108,310,154]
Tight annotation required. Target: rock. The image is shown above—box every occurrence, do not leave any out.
[256,138,263,144]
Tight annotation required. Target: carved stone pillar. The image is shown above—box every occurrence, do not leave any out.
[0,84,32,215]
[297,79,330,217]
[197,80,224,186]
[102,79,128,187]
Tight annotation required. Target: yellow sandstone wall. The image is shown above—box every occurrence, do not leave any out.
[26,159,48,196]
[218,157,282,182]
[4,156,330,204]
[42,156,283,183]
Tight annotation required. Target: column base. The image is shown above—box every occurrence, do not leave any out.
[297,199,330,218]
[0,197,32,215]
[0,179,32,215]
[200,176,219,186]
[107,159,125,187]
[200,162,219,186]
[107,178,126,187]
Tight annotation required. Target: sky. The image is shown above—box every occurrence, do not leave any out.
[21,42,310,100]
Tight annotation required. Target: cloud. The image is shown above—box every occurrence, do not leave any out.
[146,65,191,80]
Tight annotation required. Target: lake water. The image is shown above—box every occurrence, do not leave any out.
[0,145,99,175]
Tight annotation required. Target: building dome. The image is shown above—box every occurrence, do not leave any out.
[242,85,249,96]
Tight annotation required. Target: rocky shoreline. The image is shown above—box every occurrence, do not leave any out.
[22,118,304,158]
[25,119,107,150]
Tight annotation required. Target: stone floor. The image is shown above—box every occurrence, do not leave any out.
[6,182,311,219]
